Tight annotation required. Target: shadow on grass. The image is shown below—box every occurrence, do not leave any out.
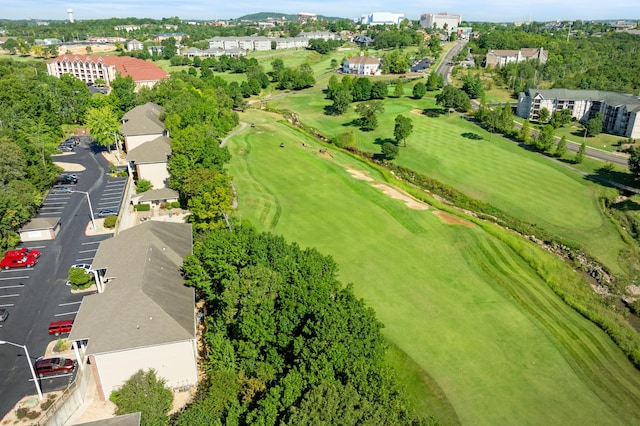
[374,137,396,146]
[422,107,447,117]
[461,132,483,140]
[613,198,640,211]
[342,118,361,128]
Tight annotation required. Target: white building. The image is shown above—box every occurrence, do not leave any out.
[419,12,462,34]
[517,89,640,138]
[343,55,382,75]
[68,222,196,401]
[360,12,405,26]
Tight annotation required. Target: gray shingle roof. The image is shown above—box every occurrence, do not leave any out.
[121,102,165,136]
[126,136,171,164]
[527,89,640,109]
[69,222,194,355]
[20,217,60,231]
[137,187,179,202]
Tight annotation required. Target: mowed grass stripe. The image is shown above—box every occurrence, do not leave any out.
[466,233,640,422]
[227,116,640,424]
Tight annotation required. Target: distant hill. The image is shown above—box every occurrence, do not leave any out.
[236,12,346,22]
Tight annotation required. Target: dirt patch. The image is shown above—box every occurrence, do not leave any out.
[347,169,374,182]
[52,161,86,172]
[371,184,429,210]
[410,109,423,116]
[319,150,334,159]
[433,211,475,228]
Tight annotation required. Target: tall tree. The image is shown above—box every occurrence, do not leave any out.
[629,146,640,178]
[393,79,404,98]
[355,101,384,131]
[331,86,352,115]
[412,81,427,99]
[110,369,173,426]
[520,119,531,144]
[556,136,568,157]
[393,115,414,147]
[585,112,604,136]
[538,107,550,123]
[85,105,120,152]
[575,142,586,164]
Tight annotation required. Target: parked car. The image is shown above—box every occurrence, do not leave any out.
[34,357,76,377]
[0,255,36,269]
[71,263,93,272]
[51,185,73,193]
[96,208,119,217]
[48,319,73,335]
[56,145,74,152]
[5,247,41,259]
[55,175,78,185]
[0,309,8,322]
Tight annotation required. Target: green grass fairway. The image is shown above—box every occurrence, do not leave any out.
[226,115,640,425]
[267,94,629,274]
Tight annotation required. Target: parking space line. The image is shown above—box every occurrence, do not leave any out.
[40,212,62,215]
[0,284,25,289]
[75,258,94,262]
[81,241,101,245]
[54,311,78,317]
[0,276,29,280]
[40,206,65,210]
[78,249,97,254]
[100,196,122,200]
[0,304,14,307]
[0,294,20,298]
[59,301,82,306]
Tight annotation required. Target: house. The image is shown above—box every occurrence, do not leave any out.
[153,32,188,43]
[273,37,309,50]
[360,12,405,26]
[516,88,640,138]
[126,136,171,189]
[299,31,340,41]
[419,12,462,34]
[352,35,374,46]
[46,55,168,91]
[484,48,547,68]
[114,25,140,32]
[68,222,196,401]
[343,55,381,75]
[121,103,167,153]
[297,12,318,23]
[208,36,271,51]
[131,187,180,208]
[126,39,144,51]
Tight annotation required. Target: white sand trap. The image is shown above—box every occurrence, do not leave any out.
[347,169,374,181]
[371,184,429,210]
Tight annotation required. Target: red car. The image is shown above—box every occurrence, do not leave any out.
[48,319,74,336]
[1,255,37,270]
[5,247,41,259]
[34,357,76,377]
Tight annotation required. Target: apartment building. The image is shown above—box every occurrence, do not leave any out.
[419,12,462,33]
[484,48,547,68]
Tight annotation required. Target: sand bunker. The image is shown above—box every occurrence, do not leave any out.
[347,169,374,181]
[410,109,423,116]
[52,161,86,172]
[433,211,475,228]
[371,184,429,210]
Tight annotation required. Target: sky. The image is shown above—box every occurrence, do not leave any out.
[2,0,639,23]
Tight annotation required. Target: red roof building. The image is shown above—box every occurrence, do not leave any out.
[47,55,169,91]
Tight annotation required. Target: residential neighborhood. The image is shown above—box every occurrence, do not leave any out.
[1,2,640,426]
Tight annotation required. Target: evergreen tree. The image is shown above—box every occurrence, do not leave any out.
[575,142,586,163]
[556,136,568,157]
[393,79,404,98]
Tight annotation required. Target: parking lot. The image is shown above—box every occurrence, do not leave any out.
[0,137,128,416]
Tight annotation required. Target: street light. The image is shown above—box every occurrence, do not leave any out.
[0,340,43,401]
[71,190,96,231]
[104,131,121,164]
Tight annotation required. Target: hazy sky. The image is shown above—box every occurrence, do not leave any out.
[2,0,639,22]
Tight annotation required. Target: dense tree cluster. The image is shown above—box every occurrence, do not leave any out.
[307,38,344,54]
[110,369,173,426]
[269,59,315,90]
[435,85,470,112]
[177,225,427,425]
[326,75,387,115]
[382,50,411,74]
[370,28,421,49]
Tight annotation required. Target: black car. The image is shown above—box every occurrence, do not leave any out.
[55,175,78,185]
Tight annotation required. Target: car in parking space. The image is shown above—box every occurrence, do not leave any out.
[0,309,8,322]
[56,145,74,152]
[48,319,73,335]
[71,263,93,272]
[0,255,37,269]
[34,357,76,377]
[5,247,41,259]
[55,175,78,185]
[96,208,119,218]
[51,185,73,193]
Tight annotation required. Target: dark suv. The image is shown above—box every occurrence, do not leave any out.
[34,357,76,377]
[55,175,78,185]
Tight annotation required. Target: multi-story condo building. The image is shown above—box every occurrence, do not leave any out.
[517,89,640,139]
[207,36,308,51]
[484,48,547,68]
[419,12,462,33]
[360,12,405,26]
[46,55,168,90]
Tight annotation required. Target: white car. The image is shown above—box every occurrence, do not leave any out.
[71,264,93,272]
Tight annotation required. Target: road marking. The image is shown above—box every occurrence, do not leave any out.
[100,196,122,200]
[59,301,82,306]
[75,258,94,262]
[0,276,29,280]
[54,311,78,316]
[0,294,20,298]
[29,373,74,381]
[78,249,97,253]
[0,304,14,307]
[81,241,101,245]
[29,246,46,249]
[40,212,61,215]
[40,206,64,210]
[0,284,25,289]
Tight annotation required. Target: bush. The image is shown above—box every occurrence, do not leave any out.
[134,204,151,211]
[119,170,128,177]
[104,215,117,228]
[136,179,153,193]
[68,267,92,287]
[171,201,181,209]
[40,395,56,411]
[55,338,71,352]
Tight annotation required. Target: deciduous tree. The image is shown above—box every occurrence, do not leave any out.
[393,115,414,147]
[110,369,173,426]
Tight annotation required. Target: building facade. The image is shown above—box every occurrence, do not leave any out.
[360,12,405,26]
[342,55,381,75]
[419,12,462,33]
[484,48,547,68]
[517,89,640,138]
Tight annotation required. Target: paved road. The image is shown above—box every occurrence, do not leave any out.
[436,40,468,84]
[0,138,126,418]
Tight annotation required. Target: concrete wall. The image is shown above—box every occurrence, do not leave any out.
[41,365,92,426]
[136,162,169,189]
[94,340,197,399]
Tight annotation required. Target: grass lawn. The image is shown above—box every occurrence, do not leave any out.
[266,93,630,274]
[226,113,640,424]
